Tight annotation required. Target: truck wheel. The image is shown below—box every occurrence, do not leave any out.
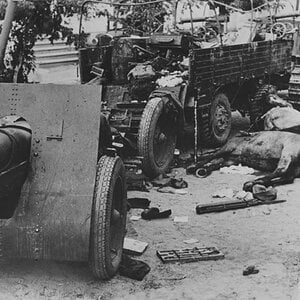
[202,93,232,146]
[138,97,177,178]
[249,84,275,131]
[89,155,127,280]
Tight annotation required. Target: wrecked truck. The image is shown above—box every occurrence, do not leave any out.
[78,0,293,178]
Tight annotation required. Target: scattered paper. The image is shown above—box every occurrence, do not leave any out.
[157,187,188,195]
[184,238,199,244]
[123,238,148,255]
[235,191,253,200]
[130,216,141,221]
[174,216,189,223]
[219,164,255,175]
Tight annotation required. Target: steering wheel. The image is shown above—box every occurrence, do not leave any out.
[271,22,287,38]
[194,25,207,41]
[205,28,218,42]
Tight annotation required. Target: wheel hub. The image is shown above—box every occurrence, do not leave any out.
[214,104,230,133]
[158,132,167,143]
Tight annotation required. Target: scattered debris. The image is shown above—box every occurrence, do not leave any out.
[196,198,286,214]
[126,171,150,192]
[243,265,259,276]
[123,238,148,255]
[235,190,253,200]
[174,216,189,223]
[183,238,199,244]
[212,188,234,199]
[157,187,188,195]
[219,164,255,175]
[119,254,151,281]
[127,197,151,210]
[156,72,185,88]
[152,176,171,187]
[238,130,255,137]
[161,275,187,281]
[170,177,188,189]
[141,207,172,220]
[130,216,141,221]
[152,176,188,189]
[252,184,277,201]
[186,149,221,175]
[157,247,224,263]
[195,158,225,178]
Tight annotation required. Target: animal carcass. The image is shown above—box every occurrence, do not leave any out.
[264,106,300,132]
[203,131,300,190]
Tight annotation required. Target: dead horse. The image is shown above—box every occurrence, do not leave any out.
[208,131,300,191]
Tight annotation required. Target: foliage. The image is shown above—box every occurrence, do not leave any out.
[231,0,265,10]
[0,0,82,82]
[114,0,172,34]
[0,0,269,82]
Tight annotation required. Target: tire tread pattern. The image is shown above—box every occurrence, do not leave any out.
[200,93,231,147]
[138,97,176,178]
[90,155,126,280]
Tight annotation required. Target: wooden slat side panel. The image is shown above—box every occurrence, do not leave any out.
[191,40,293,89]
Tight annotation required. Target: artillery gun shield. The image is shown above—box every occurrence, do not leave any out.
[0,83,126,280]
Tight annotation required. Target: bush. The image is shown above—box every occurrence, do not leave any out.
[0,0,82,82]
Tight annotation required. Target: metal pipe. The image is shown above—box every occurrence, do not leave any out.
[179,15,227,24]
[0,0,17,71]
[252,12,300,24]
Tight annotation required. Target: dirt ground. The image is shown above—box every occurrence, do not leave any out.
[1,116,300,300]
[3,68,300,300]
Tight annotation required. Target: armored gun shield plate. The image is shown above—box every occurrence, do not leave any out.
[0,83,116,266]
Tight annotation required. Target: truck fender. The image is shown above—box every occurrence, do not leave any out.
[149,88,184,128]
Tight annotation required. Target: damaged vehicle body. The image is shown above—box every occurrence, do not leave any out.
[78,0,294,178]
[0,84,127,280]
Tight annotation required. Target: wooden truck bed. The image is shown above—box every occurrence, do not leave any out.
[190,39,293,91]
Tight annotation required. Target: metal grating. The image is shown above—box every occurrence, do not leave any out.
[157,247,224,263]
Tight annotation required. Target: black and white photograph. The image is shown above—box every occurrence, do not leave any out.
[0,0,300,299]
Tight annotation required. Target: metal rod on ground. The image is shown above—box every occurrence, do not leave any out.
[0,0,17,71]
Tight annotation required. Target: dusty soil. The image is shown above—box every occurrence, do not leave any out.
[1,111,300,300]
[3,68,299,299]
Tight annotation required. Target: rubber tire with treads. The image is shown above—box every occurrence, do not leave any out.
[89,155,127,280]
[202,93,232,146]
[138,97,177,178]
[249,84,274,131]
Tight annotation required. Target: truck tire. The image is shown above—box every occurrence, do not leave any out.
[249,84,275,131]
[202,93,232,146]
[138,97,177,178]
[89,155,127,280]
